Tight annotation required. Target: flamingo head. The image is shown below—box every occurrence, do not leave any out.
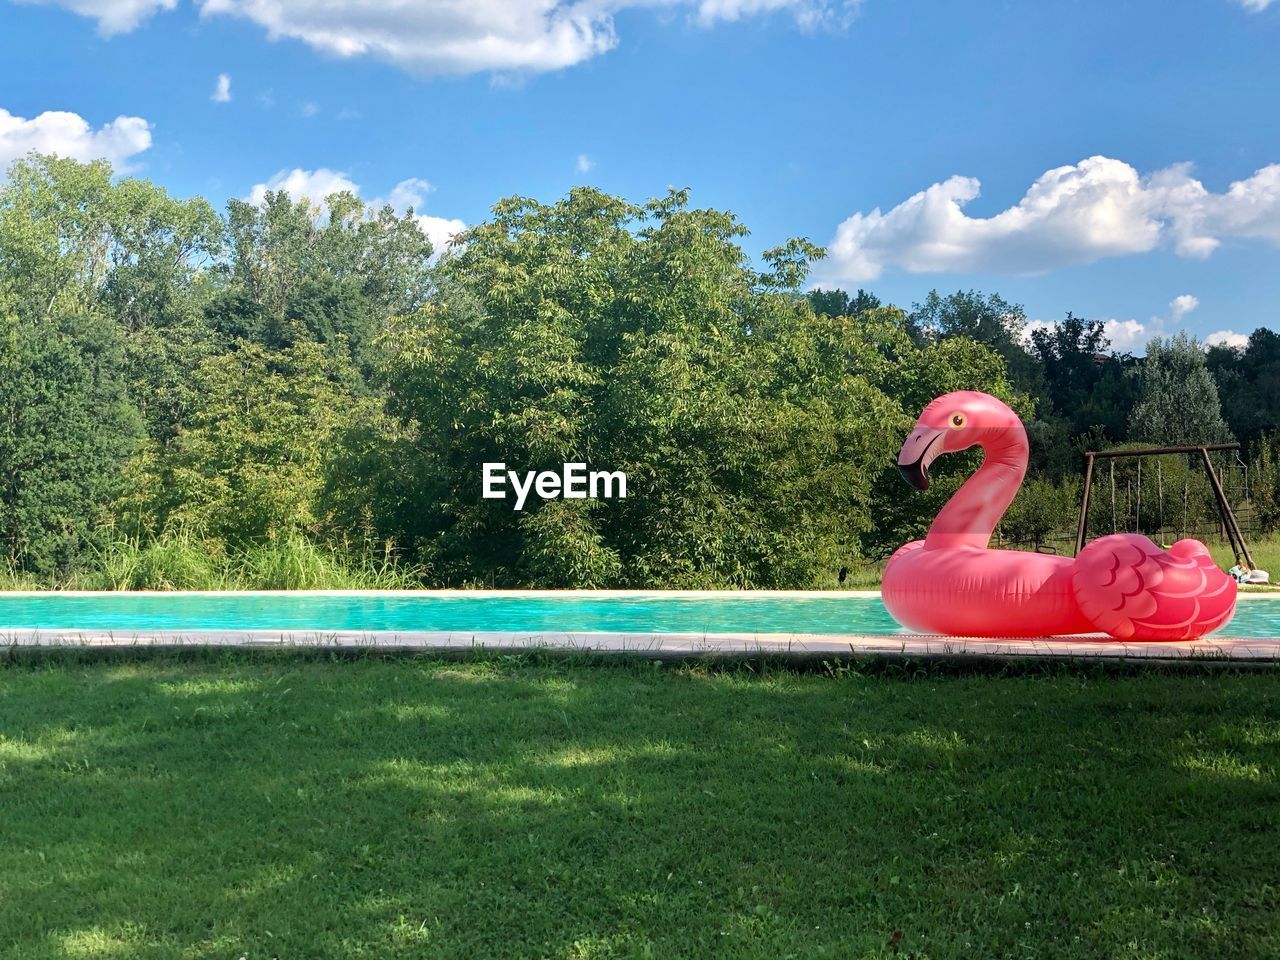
[896,391,1023,492]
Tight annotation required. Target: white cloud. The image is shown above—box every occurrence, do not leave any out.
[576,153,594,174]
[1024,294,1204,355]
[16,0,177,34]
[375,177,465,253]
[31,0,855,75]
[246,170,466,253]
[0,107,152,170]
[414,214,468,253]
[1159,162,1280,256]
[1023,315,1153,353]
[695,0,859,29]
[1016,318,1054,347]
[1103,319,1149,351]
[1205,329,1249,349]
[1238,0,1276,10]
[300,101,319,118]
[245,167,359,206]
[821,156,1280,282]
[1104,295,1203,352]
[211,73,232,102]
[384,177,433,212]
[197,0,617,74]
[1169,294,1199,321]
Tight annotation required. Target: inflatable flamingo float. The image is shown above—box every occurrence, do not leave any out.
[883,391,1237,640]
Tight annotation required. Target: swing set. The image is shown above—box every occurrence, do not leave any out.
[1073,443,1265,581]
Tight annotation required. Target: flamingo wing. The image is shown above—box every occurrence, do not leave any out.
[1071,535,1237,640]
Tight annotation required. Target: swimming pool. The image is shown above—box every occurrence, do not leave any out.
[1,592,1277,638]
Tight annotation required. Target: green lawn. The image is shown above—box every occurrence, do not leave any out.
[1209,538,1280,590]
[1,655,1278,959]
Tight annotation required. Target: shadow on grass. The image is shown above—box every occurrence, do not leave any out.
[0,652,1277,959]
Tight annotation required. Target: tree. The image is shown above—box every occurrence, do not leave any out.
[853,314,1023,556]
[1026,312,1140,457]
[806,287,880,318]
[0,154,220,323]
[1086,354,1142,443]
[21,152,1258,587]
[1207,328,1280,446]
[365,188,966,587]
[1000,478,1078,550]
[910,289,1045,402]
[1249,434,1280,535]
[217,190,435,363]
[0,154,225,448]
[0,306,139,574]
[120,340,376,547]
[1028,313,1106,426]
[0,155,220,573]
[1129,334,1233,445]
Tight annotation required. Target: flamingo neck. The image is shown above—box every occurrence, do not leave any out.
[925,424,1028,550]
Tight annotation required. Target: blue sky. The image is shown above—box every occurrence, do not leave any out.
[1,0,1278,350]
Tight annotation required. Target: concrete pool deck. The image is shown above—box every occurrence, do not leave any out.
[2,590,1278,662]
[3,628,1279,661]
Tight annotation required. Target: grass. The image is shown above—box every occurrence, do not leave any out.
[0,533,424,592]
[1209,538,1280,588]
[4,533,1278,593]
[1,653,1277,959]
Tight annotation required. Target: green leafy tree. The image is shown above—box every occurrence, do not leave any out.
[0,154,224,448]
[806,287,881,318]
[1000,477,1078,550]
[0,154,220,321]
[1207,328,1280,446]
[1129,334,1233,445]
[1249,434,1280,534]
[121,340,377,546]
[0,306,139,574]
[1088,354,1142,442]
[910,289,1044,397]
[1025,313,1140,475]
[1029,314,1111,432]
[853,315,1023,556]
[217,190,435,362]
[16,152,1269,587]
[0,156,216,574]
[367,188,937,587]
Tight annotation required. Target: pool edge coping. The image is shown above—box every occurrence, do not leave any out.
[4,629,1278,661]
[0,588,1275,600]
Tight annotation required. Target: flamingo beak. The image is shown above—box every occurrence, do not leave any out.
[897,425,947,492]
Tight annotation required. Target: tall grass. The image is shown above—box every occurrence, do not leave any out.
[0,560,45,591]
[6,531,1277,592]
[87,529,227,591]
[3,532,425,591]
[1208,537,1280,586]
[230,535,421,590]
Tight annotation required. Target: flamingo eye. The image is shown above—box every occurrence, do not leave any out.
[949,413,967,429]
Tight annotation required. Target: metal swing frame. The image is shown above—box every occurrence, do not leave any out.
[1073,443,1256,570]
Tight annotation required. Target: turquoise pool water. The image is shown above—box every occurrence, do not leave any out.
[0,593,1277,638]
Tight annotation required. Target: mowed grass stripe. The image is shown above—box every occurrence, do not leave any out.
[0,657,1277,959]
